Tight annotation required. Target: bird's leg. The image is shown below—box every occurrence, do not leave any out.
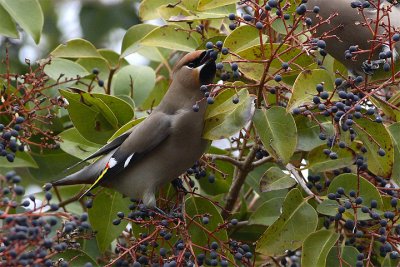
[361,45,393,75]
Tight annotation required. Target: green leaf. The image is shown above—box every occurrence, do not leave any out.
[185,197,228,253]
[58,128,102,160]
[140,25,199,52]
[98,49,128,69]
[327,173,383,209]
[29,149,80,182]
[139,0,172,20]
[287,69,335,112]
[382,254,400,267]
[197,0,237,11]
[0,152,38,168]
[326,246,359,267]
[221,25,266,60]
[388,123,400,185]
[108,117,145,142]
[92,93,134,126]
[51,38,102,58]
[121,24,158,57]
[253,107,297,164]
[259,166,297,192]
[88,188,130,252]
[44,58,90,81]
[308,144,355,173]
[59,90,120,144]
[54,250,98,267]
[0,0,43,43]
[295,115,335,151]
[302,230,340,267]
[110,65,156,107]
[0,4,18,38]
[237,44,315,82]
[248,197,284,226]
[141,78,169,110]
[203,89,255,140]
[256,188,318,256]
[353,117,394,178]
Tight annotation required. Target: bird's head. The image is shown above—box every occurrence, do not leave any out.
[172,50,217,88]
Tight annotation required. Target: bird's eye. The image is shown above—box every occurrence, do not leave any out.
[187,62,195,68]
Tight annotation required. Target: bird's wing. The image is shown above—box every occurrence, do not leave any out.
[83,112,172,194]
[64,128,134,172]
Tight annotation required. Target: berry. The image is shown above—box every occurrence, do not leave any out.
[243,14,253,21]
[206,42,214,49]
[296,4,307,15]
[232,97,239,104]
[378,148,386,156]
[317,40,326,49]
[15,116,25,124]
[202,216,209,224]
[92,68,99,75]
[274,74,282,82]
[207,97,215,104]
[98,80,104,87]
[215,41,223,49]
[256,22,263,29]
[221,48,229,55]
[268,0,278,7]
[313,6,320,13]
[192,104,200,112]
[228,13,236,20]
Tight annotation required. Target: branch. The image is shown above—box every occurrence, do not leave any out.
[286,163,321,203]
[222,145,258,219]
[205,153,243,168]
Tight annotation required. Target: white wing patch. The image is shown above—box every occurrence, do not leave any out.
[124,154,135,168]
[108,157,118,168]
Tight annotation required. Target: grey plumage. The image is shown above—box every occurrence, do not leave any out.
[52,50,216,207]
[306,0,400,75]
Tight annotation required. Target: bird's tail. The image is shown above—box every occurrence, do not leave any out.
[51,168,94,186]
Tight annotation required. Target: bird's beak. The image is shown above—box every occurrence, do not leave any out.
[197,50,214,70]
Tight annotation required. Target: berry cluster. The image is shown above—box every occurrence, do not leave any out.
[0,171,94,266]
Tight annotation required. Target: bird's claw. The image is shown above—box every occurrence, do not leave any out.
[361,59,385,75]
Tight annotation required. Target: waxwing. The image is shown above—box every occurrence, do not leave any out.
[52,50,217,207]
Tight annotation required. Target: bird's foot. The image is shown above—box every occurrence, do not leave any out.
[171,178,188,194]
[362,59,384,75]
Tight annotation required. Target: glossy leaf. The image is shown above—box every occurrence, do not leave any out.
[295,115,335,151]
[237,44,315,81]
[0,152,38,168]
[388,123,400,185]
[110,65,156,107]
[259,166,297,192]
[248,197,284,226]
[58,128,101,160]
[256,188,318,256]
[51,38,102,58]
[185,197,228,253]
[54,250,98,267]
[327,173,383,209]
[253,107,297,164]
[0,0,43,43]
[308,145,355,173]
[44,58,90,81]
[121,24,158,57]
[287,69,335,112]
[0,4,18,38]
[353,117,394,178]
[197,0,237,11]
[302,230,340,267]
[203,89,254,140]
[88,188,130,252]
[140,25,199,52]
[326,246,359,267]
[59,90,119,144]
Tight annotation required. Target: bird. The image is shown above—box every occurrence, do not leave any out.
[306,0,400,76]
[52,50,217,208]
